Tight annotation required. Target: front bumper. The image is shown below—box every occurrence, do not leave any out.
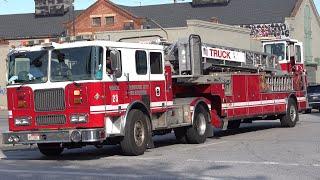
[2,128,105,145]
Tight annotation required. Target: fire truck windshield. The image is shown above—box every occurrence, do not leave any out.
[50,46,103,82]
[8,50,48,85]
[264,43,285,61]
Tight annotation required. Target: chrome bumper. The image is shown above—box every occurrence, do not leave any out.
[309,102,320,109]
[2,128,105,145]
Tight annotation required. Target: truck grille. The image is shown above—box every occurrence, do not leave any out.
[34,89,65,112]
[36,115,66,126]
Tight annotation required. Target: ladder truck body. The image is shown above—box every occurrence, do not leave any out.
[2,35,307,156]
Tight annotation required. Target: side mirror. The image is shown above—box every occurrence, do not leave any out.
[110,49,122,78]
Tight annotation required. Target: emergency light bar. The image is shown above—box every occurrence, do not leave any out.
[19,35,97,47]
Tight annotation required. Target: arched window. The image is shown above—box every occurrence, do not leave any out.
[304,5,312,62]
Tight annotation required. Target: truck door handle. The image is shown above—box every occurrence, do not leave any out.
[155,87,161,97]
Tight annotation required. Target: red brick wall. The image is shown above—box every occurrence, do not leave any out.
[66,0,143,35]
[0,39,9,45]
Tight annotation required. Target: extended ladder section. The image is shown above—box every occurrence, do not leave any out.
[165,35,281,79]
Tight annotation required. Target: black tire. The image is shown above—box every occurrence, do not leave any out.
[304,108,312,114]
[227,120,241,130]
[174,127,187,143]
[185,105,210,144]
[280,98,299,127]
[38,143,64,157]
[120,109,149,156]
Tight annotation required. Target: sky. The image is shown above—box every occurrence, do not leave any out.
[0,0,319,15]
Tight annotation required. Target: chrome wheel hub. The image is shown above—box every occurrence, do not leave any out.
[134,120,145,147]
[289,105,296,121]
[196,114,207,136]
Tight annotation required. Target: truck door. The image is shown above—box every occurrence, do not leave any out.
[133,50,151,108]
[148,51,167,113]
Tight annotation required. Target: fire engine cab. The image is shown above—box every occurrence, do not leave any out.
[3,35,307,156]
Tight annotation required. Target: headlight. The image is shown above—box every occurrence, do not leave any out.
[70,114,88,124]
[14,117,31,126]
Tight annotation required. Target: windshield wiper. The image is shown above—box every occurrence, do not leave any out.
[16,80,33,90]
[73,81,81,87]
[67,76,81,87]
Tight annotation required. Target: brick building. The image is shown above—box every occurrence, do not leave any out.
[65,0,144,35]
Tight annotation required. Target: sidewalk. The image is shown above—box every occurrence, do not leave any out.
[0,110,8,131]
[0,110,8,146]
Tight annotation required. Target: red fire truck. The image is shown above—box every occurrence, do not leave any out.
[3,35,307,156]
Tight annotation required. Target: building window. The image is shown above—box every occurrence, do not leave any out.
[92,17,101,27]
[295,45,302,63]
[304,5,312,62]
[135,50,147,75]
[150,52,163,74]
[105,16,115,25]
[123,21,134,30]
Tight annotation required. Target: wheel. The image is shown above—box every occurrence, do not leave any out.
[280,98,299,127]
[120,109,149,156]
[227,120,241,129]
[37,143,64,157]
[185,105,210,144]
[174,127,187,143]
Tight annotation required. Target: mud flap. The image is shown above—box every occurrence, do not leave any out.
[206,124,214,138]
[146,117,155,149]
[146,134,155,149]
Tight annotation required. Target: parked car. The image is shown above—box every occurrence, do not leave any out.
[306,84,320,113]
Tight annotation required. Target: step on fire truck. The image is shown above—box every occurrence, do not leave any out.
[3,35,307,156]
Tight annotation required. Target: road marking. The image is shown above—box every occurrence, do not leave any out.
[105,156,161,161]
[183,141,227,151]
[0,168,219,180]
[187,159,320,168]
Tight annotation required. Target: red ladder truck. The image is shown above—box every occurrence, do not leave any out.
[2,35,307,156]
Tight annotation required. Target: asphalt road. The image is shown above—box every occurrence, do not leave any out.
[0,112,319,180]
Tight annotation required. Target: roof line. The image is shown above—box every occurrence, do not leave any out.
[64,0,100,26]
[65,0,144,27]
[309,0,320,26]
[276,0,320,28]
[120,2,190,8]
[106,0,143,19]
[290,0,303,17]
